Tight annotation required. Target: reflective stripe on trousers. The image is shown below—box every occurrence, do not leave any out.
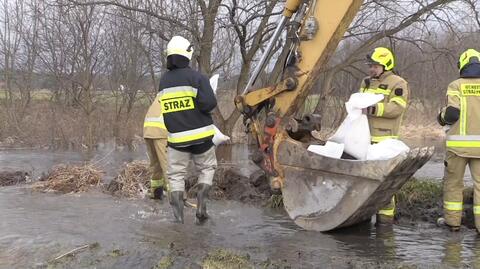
[474,205,480,215]
[378,196,396,217]
[444,201,463,211]
[371,135,399,143]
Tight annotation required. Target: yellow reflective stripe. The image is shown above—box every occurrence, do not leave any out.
[447,90,460,97]
[474,205,480,215]
[363,88,391,95]
[160,91,197,100]
[378,196,396,216]
[371,136,399,143]
[460,84,480,96]
[376,103,384,117]
[150,179,163,188]
[460,96,467,135]
[159,86,198,100]
[378,208,394,216]
[168,130,215,143]
[390,97,407,108]
[444,201,463,211]
[168,125,215,144]
[144,122,166,129]
[446,141,480,148]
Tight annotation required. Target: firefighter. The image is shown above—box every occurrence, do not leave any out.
[159,36,217,224]
[437,48,480,233]
[360,47,409,224]
[143,93,168,200]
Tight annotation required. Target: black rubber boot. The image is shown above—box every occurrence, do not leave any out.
[170,191,184,224]
[195,183,211,225]
[151,187,164,200]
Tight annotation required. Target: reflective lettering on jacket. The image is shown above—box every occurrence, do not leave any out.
[162,96,195,113]
[159,86,197,114]
[443,79,480,157]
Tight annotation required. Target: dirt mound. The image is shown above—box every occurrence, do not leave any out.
[33,164,103,193]
[0,171,28,186]
[187,167,272,204]
[105,161,150,198]
[396,178,475,227]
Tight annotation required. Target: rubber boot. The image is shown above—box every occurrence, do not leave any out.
[150,187,164,200]
[170,191,184,224]
[375,214,394,226]
[195,183,210,225]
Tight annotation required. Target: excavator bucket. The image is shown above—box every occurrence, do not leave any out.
[276,138,434,232]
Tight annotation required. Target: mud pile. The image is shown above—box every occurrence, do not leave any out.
[0,171,28,186]
[105,161,150,198]
[187,168,272,204]
[33,164,103,193]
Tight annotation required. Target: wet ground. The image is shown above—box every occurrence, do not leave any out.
[1,143,479,268]
[1,186,480,269]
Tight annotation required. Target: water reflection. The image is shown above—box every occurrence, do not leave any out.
[1,143,480,268]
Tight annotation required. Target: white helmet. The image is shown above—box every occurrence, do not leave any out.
[166,36,193,60]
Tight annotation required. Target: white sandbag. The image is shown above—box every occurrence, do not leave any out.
[208,75,228,145]
[308,141,345,159]
[329,93,383,160]
[343,114,371,160]
[330,113,359,144]
[213,125,230,146]
[346,92,384,111]
[366,139,410,160]
[210,74,219,94]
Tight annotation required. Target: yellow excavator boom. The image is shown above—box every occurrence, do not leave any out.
[235,0,434,231]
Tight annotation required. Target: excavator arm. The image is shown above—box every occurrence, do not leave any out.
[235,0,363,189]
[234,0,434,231]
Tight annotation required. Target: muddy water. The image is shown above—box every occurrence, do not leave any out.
[1,186,480,269]
[1,143,479,268]
[0,141,471,182]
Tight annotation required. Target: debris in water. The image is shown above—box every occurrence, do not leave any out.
[0,171,28,186]
[105,161,150,198]
[33,164,103,193]
[203,249,253,269]
[52,244,91,261]
[108,249,125,257]
[267,194,284,208]
[153,255,174,269]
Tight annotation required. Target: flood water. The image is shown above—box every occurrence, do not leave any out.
[0,143,479,268]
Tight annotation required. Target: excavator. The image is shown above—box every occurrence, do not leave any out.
[234,0,434,232]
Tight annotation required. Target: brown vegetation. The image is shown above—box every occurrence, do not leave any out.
[106,160,150,198]
[1,1,479,148]
[33,164,103,193]
[0,171,28,186]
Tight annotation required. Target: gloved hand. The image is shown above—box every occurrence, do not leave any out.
[365,105,376,115]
